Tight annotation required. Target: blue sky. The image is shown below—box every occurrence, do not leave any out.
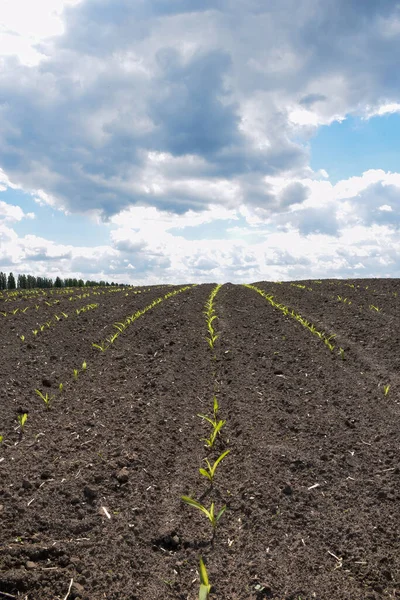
[0,0,400,283]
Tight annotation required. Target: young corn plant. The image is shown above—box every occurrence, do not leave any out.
[92,341,108,351]
[199,449,230,485]
[73,369,79,380]
[199,557,211,600]
[202,419,226,449]
[17,413,28,432]
[383,384,390,396]
[59,383,64,392]
[35,389,54,409]
[339,347,345,360]
[181,496,226,533]
[82,360,87,371]
[198,396,220,429]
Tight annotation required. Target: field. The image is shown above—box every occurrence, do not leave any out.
[0,280,399,600]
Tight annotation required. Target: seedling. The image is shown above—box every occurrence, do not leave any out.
[199,557,211,600]
[383,384,390,396]
[73,369,79,380]
[20,335,25,342]
[0,435,3,443]
[32,329,38,336]
[92,341,109,352]
[35,389,54,409]
[199,449,230,484]
[59,383,63,392]
[82,360,87,371]
[198,397,219,428]
[339,347,345,360]
[17,413,28,431]
[181,496,226,531]
[370,305,380,312]
[202,420,226,448]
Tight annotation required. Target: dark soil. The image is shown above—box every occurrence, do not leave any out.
[0,280,399,599]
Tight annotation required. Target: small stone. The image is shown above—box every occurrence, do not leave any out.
[26,561,36,570]
[22,479,32,490]
[116,467,129,483]
[171,534,180,548]
[42,378,52,388]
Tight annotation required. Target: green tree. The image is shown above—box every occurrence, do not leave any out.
[7,272,16,289]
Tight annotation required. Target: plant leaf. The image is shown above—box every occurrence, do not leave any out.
[216,505,226,522]
[199,468,212,481]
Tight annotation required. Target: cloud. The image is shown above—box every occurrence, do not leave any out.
[1,0,400,220]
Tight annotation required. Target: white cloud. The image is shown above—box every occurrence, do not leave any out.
[0,0,83,65]
[364,102,400,119]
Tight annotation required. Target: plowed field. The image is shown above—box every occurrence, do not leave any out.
[1,280,399,600]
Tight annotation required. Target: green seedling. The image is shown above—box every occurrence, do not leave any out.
[114,322,127,333]
[59,383,63,392]
[11,308,19,315]
[92,341,108,352]
[199,557,211,600]
[198,396,219,427]
[199,449,230,484]
[0,435,3,443]
[17,413,28,431]
[370,305,380,312]
[73,369,79,380]
[181,496,226,532]
[35,389,53,408]
[61,312,68,318]
[0,311,7,317]
[32,329,38,336]
[202,419,226,449]
[82,360,87,371]
[339,347,345,360]
[20,335,25,342]
[383,384,390,396]
[22,307,29,313]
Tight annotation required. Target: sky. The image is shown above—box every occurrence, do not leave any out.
[0,0,400,284]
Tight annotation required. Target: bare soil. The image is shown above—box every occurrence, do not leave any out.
[0,280,399,599]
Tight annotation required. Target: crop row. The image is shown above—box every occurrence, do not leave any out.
[244,284,343,356]
[180,284,230,598]
[3,286,195,439]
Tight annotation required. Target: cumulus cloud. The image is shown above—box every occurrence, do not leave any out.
[1,1,400,282]
[1,0,400,220]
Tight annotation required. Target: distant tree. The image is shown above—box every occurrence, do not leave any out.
[26,275,36,289]
[7,272,16,289]
[0,272,6,290]
[17,274,27,289]
[54,276,63,288]
[78,279,84,287]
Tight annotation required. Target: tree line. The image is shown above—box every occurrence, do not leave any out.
[0,272,124,290]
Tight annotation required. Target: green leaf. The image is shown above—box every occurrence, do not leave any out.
[199,557,209,587]
[197,413,216,427]
[216,505,226,522]
[199,468,212,481]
